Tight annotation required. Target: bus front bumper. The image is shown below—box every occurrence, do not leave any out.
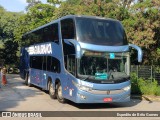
[74,89,130,103]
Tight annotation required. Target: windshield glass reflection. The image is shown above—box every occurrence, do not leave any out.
[76,17,128,46]
[78,52,129,81]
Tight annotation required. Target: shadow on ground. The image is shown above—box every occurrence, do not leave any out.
[0,74,142,111]
[65,98,141,109]
[0,74,46,111]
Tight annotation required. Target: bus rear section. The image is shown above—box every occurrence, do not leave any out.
[20,47,29,79]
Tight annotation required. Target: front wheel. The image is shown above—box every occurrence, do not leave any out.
[57,82,66,103]
[48,81,56,99]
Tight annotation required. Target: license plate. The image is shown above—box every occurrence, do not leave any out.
[103,98,112,102]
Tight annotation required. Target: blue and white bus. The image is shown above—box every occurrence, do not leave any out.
[20,15,142,103]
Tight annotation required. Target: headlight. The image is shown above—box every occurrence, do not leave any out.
[123,85,131,91]
[72,80,92,92]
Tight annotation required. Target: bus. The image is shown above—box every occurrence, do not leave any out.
[20,15,143,103]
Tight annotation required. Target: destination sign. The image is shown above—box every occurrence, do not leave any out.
[27,43,52,55]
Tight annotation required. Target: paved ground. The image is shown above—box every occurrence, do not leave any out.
[0,74,160,120]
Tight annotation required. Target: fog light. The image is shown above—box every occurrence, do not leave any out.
[78,93,86,99]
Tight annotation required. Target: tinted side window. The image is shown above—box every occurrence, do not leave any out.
[61,19,75,39]
[47,56,61,73]
[43,26,51,42]
[34,29,43,44]
[30,56,60,73]
[44,23,59,44]
[52,23,59,43]
[64,55,76,76]
[30,56,43,70]
[43,56,47,71]
[31,30,43,45]
[23,23,59,46]
[24,29,43,46]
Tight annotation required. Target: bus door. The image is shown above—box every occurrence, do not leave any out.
[66,55,76,76]
[65,54,76,89]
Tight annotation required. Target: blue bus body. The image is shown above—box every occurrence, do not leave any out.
[20,15,142,103]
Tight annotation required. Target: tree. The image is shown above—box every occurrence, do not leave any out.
[123,0,160,64]
[0,7,22,66]
[4,0,159,66]
[2,40,18,65]
[14,3,55,46]
[26,0,41,10]
[47,0,63,6]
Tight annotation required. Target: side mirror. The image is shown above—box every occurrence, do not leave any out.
[129,44,143,62]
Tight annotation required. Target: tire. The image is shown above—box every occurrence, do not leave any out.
[57,82,66,103]
[24,73,28,85]
[48,81,56,99]
[25,73,32,87]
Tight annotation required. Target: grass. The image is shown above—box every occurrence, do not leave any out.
[131,73,160,96]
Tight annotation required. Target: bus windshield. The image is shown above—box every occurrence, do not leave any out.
[76,17,128,46]
[78,51,129,82]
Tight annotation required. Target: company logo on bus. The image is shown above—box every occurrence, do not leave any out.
[28,43,52,55]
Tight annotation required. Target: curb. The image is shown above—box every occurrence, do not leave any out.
[131,95,160,102]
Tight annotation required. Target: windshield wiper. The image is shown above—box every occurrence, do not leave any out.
[83,75,92,81]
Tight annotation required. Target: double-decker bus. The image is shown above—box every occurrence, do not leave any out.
[20,15,142,103]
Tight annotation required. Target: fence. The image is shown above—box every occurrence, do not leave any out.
[131,65,160,85]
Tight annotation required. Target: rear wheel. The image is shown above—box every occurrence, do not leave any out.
[25,73,32,87]
[28,74,32,87]
[57,82,66,103]
[24,73,28,85]
[48,81,56,99]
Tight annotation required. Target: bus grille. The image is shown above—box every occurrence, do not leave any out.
[90,89,124,95]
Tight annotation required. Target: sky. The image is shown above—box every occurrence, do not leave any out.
[0,0,47,12]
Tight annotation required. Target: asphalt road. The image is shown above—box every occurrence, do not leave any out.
[0,74,160,120]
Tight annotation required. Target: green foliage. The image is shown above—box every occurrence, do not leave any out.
[0,41,4,49]
[123,0,160,65]
[14,3,55,46]
[155,67,160,73]
[0,0,160,66]
[130,73,141,94]
[3,40,19,65]
[0,6,22,66]
[155,87,160,96]
[139,79,158,95]
[26,0,41,10]
[47,0,62,5]
[131,73,160,96]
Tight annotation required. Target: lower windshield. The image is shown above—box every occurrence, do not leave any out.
[78,51,129,82]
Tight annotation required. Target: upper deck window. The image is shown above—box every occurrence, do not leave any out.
[22,23,59,46]
[61,19,76,39]
[76,17,128,46]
